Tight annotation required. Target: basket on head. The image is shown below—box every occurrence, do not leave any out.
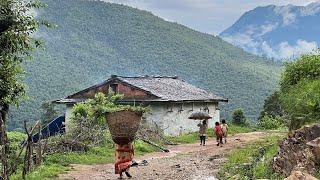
[106,110,142,145]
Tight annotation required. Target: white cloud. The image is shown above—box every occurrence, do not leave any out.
[258,23,279,36]
[223,33,260,54]
[259,40,318,59]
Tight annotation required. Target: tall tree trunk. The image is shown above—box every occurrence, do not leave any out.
[0,104,10,180]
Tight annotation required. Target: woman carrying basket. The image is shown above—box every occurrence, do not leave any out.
[115,142,134,179]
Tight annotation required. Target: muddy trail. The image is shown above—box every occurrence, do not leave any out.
[58,132,277,180]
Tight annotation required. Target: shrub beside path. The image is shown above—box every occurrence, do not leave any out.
[58,132,279,180]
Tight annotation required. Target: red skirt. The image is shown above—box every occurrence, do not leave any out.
[114,143,134,174]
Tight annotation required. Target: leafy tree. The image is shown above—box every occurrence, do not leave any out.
[40,102,58,125]
[258,91,284,120]
[274,53,320,130]
[0,0,47,178]
[232,108,246,125]
[280,54,320,92]
[281,79,320,130]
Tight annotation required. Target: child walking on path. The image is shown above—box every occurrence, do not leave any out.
[214,122,223,146]
[221,119,229,144]
[197,120,208,146]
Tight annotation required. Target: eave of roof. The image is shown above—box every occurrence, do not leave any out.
[53,75,228,104]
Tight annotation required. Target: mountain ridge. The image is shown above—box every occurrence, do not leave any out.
[220,2,320,60]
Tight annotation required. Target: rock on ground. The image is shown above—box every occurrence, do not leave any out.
[273,124,320,177]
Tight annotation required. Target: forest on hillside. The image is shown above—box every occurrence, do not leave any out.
[9,0,282,130]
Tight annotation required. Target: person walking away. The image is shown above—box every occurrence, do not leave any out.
[214,122,223,146]
[115,142,134,179]
[221,119,229,144]
[197,120,208,146]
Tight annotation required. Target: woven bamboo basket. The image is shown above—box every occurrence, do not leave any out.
[106,110,142,145]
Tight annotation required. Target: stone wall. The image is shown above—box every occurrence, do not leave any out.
[273,124,320,177]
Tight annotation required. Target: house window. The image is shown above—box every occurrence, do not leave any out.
[110,84,118,93]
[204,106,209,113]
[178,103,184,113]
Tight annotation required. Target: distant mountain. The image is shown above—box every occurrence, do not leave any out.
[9,0,282,130]
[220,2,320,60]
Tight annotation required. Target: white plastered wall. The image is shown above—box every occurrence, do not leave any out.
[64,102,221,136]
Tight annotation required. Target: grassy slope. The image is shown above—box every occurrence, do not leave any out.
[218,134,286,179]
[9,0,282,130]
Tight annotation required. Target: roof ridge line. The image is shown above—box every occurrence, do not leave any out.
[114,75,179,79]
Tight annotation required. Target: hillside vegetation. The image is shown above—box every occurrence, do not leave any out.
[9,0,282,130]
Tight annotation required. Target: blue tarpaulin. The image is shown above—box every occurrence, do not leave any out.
[32,115,65,143]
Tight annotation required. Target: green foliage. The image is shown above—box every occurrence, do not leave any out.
[9,0,282,130]
[40,102,58,125]
[218,135,285,179]
[0,1,48,178]
[280,54,320,92]
[0,0,43,106]
[69,92,148,146]
[7,131,26,158]
[258,115,286,130]
[232,109,246,125]
[260,53,320,130]
[259,91,284,119]
[281,79,320,130]
[72,92,148,126]
[227,123,255,135]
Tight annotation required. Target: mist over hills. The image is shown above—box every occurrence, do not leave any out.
[220,2,320,60]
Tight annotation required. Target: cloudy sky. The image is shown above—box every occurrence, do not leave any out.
[103,0,318,34]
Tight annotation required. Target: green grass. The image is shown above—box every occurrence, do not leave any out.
[10,140,158,180]
[316,168,320,179]
[168,123,255,144]
[218,135,285,180]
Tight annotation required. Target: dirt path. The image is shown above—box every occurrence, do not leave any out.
[58,132,276,180]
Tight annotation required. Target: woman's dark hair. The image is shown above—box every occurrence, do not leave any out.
[215,122,220,126]
[203,120,207,124]
[222,119,226,124]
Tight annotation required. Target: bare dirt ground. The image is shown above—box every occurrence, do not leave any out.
[58,132,276,180]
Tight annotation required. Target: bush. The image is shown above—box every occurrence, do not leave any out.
[218,135,285,179]
[258,115,285,130]
[259,91,284,119]
[280,54,320,92]
[232,108,246,125]
[280,79,320,130]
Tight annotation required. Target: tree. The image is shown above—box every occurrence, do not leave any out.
[279,53,320,130]
[281,79,320,130]
[0,1,47,179]
[232,108,246,125]
[258,91,284,120]
[40,102,58,125]
[280,54,320,92]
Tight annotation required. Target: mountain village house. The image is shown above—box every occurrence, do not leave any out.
[54,75,228,135]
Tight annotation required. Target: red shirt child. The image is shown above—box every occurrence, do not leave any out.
[214,122,223,146]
